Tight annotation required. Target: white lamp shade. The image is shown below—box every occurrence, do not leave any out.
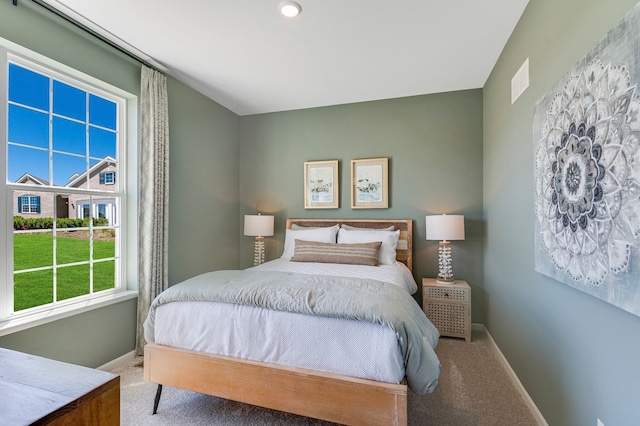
[244,215,274,237]
[425,214,465,241]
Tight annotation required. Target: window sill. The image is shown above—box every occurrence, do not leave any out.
[0,290,138,337]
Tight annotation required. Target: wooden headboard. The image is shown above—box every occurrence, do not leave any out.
[285,219,413,271]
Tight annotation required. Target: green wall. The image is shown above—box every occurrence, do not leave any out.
[239,92,485,318]
[0,1,240,367]
[483,0,640,424]
[167,76,240,285]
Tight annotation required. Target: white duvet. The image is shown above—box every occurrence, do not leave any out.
[151,259,420,384]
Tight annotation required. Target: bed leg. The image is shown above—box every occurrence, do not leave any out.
[152,384,163,414]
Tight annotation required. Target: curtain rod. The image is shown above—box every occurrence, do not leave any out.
[14,0,161,72]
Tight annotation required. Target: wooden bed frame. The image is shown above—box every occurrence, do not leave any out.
[144,219,413,426]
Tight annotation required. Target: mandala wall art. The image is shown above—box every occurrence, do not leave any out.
[533,2,640,317]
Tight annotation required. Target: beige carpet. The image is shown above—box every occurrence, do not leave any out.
[113,328,540,425]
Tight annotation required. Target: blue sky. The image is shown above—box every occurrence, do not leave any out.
[7,63,117,186]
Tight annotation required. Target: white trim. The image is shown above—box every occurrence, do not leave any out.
[473,323,548,426]
[0,290,137,337]
[1,39,139,331]
[98,349,137,372]
[0,47,8,321]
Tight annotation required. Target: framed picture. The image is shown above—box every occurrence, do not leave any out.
[351,157,388,209]
[304,160,339,209]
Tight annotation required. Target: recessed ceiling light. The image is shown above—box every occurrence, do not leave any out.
[279,1,302,18]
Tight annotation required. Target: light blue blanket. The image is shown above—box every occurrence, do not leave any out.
[144,269,441,395]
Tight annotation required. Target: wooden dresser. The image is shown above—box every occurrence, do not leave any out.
[0,347,120,425]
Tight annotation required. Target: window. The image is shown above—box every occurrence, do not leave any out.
[0,41,138,331]
[18,195,40,214]
[99,171,116,185]
[77,200,116,225]
[81,203,91,219]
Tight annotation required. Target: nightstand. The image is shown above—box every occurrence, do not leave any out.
[422,278,471,342]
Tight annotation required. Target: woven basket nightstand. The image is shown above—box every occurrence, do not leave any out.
[422,278,471,342]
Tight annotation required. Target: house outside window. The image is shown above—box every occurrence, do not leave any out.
[0,42,138,328]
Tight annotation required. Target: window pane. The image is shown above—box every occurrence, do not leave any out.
[94,260,115,291]
[94,229,116,260]
[14,270,54,311]
[92,198,116,226]
[7,58,125,315]
[8,104,49,148]
[13,189,50,219]
[57,229,90,266]
[53,81,86,120]
[82,204,90,219]
[8,63,49,110]
[8,145,49,184]
[14,231,53,271]
[18,194,41,214]
[53,116,85,156]
[89,94,116,129]
[53,152,86,187]
[95,167,117,193]
[57,264,90,301]
[89,127,116,159]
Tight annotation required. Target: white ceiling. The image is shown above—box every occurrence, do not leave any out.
[47,0,529,116]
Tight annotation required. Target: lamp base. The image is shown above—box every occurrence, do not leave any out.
[436,240,456,283]
[253,237,265,266]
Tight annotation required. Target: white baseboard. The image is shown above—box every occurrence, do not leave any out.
[98,350,137,372]
[473,324,548,426]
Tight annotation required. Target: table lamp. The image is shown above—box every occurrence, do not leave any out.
[425,214,465,284]
[244,214,274,266]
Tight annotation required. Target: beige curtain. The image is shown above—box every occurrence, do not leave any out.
[136,65,170,355]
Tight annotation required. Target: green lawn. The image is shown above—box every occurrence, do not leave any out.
[13,232,116,311]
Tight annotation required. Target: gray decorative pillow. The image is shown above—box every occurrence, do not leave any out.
[290,224,322,230]
[291,239,382,266]
[340,224,395,231]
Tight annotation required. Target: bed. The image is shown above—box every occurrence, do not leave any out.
[143,219,440,426]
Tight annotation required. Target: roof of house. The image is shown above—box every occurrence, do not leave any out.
[15,173,49,186]
[14,156,116,188]
[65,156,117,188]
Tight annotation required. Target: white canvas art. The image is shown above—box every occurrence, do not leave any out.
[304,160,338,209]
[355,164,383,203]
[308,166,334,203]
[533,2,640,316]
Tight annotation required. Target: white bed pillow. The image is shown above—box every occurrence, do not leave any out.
[281,225,339,260]
[337,228,400,265]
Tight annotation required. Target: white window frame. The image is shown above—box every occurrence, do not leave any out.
[0,37,138,336]
[104,171,115,185]
[20,194,40,214]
